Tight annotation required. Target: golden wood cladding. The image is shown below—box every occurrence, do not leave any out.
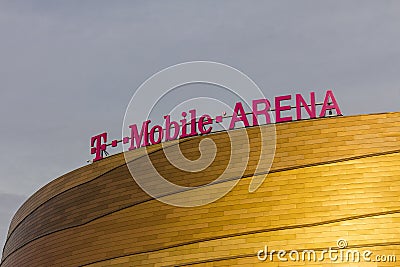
[1,112,400,266]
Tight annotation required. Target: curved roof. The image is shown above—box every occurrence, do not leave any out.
[2,112,400,266]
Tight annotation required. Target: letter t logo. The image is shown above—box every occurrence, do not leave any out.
[91,132,108,162]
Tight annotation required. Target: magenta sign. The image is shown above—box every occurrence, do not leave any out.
[90,90,341,162]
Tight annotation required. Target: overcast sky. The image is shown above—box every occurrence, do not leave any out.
[0,0,399,251]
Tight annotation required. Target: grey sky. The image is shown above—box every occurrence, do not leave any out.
[0,0,399,251]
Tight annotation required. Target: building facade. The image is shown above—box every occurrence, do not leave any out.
[2,112,400,266]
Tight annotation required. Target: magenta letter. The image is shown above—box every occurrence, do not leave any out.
[229,102,250,129]
[252,98,271,126]
[188,109,198,137]
[128,120,150,150]
[198,114,213,134]
[275,95,293,123]
[296,92,316,120]
[90,132,107,162]
[164,115,179,141]
[319,90,342,117]
[149,125,163,145]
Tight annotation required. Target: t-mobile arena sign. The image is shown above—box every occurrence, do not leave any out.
[90,90,341,162]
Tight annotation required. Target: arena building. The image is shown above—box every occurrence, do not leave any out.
[1,111,400,266]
